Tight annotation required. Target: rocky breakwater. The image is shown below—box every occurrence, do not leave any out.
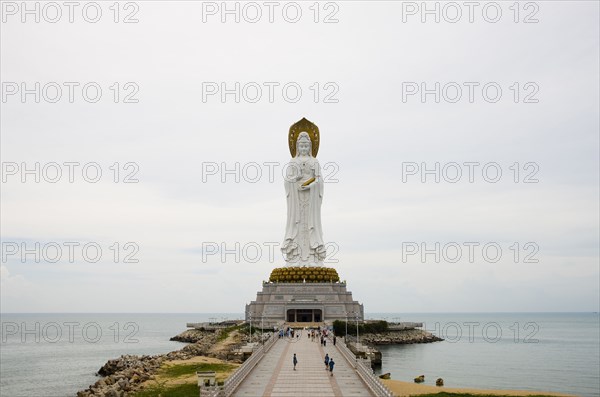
[78,354,163,397]
[169,328,211,343]
[360,329,444,345]
[347,329,443,368]
[77,328,233,397]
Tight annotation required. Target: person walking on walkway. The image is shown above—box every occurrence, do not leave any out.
[328,358,335,376]
[324,353,330,370]
[333,335,337,346]
[293,353,298,370]
[323,338,327,347]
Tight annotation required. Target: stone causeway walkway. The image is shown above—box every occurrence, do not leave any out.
[233,333,374,396]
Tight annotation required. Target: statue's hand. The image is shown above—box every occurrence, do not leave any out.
[299,184,311,191]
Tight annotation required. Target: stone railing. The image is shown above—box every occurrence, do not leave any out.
[387,322,423,330]
[200,333,278,397]
[335,339,394,397]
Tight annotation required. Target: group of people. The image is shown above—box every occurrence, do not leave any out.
[291,327,336,376]
[292,353,335,376]
[279,327,298,339]
[307,328,337,347]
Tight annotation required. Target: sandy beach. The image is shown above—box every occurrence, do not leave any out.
[381,379,577,397]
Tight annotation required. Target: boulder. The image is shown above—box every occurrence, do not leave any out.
[414,375,425,383]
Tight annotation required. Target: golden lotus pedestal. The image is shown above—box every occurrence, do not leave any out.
[245,267,364,328]
[268,266,340,283]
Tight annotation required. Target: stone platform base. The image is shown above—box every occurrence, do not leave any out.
[245,281,364,328]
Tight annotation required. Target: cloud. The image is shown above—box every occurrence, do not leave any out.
[0,1,598,313]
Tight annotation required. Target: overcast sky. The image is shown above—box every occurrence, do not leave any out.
[1,1,598,313]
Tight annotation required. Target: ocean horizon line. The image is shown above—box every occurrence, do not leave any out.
[2,311,598,315]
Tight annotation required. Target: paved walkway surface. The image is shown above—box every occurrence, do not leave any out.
[233,333,374,396]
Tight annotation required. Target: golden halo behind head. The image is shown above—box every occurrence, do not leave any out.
[289,117,320,158]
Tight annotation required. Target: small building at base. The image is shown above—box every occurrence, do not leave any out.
[245,275,364,328]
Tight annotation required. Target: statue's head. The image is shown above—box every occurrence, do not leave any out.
[296,132,312,157]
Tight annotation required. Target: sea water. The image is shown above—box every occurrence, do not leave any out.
[0,313,598,396]
[368,313,599,397]
[0,313,240,397]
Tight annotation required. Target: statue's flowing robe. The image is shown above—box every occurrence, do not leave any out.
[282,157,325,266]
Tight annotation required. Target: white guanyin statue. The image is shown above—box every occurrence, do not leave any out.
[281,118,326,266]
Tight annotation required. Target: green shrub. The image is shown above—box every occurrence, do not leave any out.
[332,320,389,336]
[364,321,389,333]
